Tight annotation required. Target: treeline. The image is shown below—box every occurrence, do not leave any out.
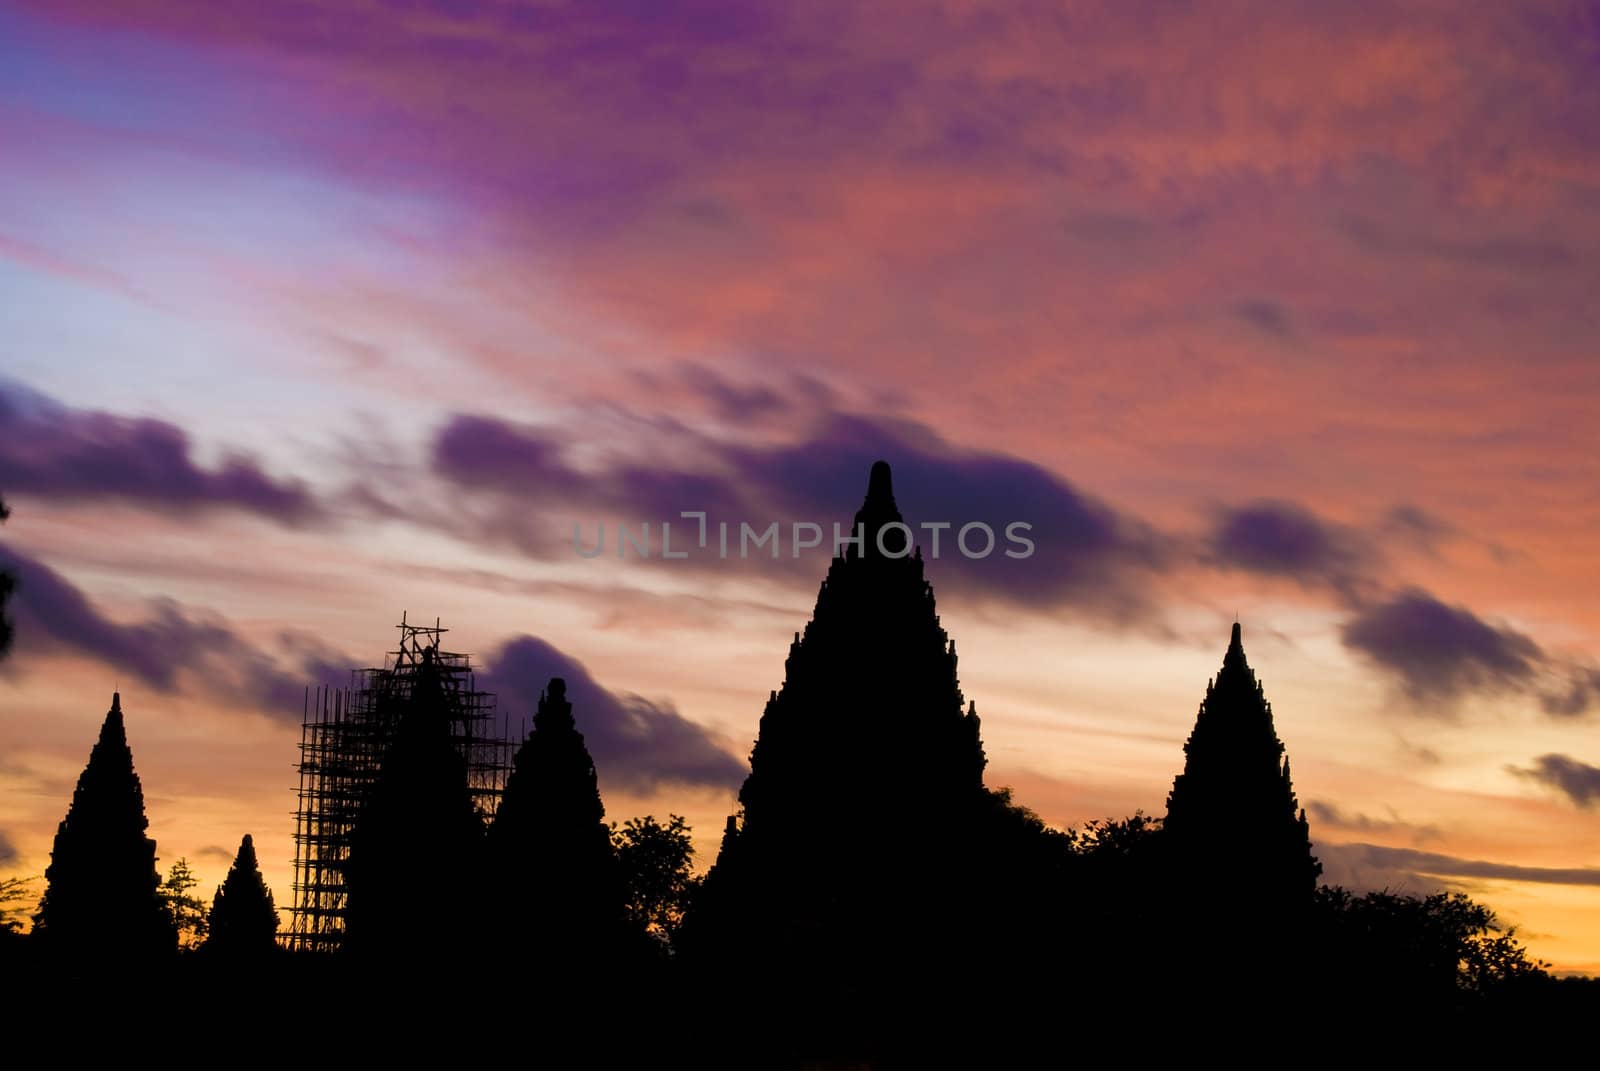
[2,471,1597,1061]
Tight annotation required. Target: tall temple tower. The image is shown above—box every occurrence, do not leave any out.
[343,645,486,960]
[1164,623,1321,904]
[689,461,989,983]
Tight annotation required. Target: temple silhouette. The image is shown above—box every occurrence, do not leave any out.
[6,461,1585,1038]
[289,616,512,953]
[488,677,629,968]
[1165,620,1322,904]
[31,693,173,964]
[689,463,989,987]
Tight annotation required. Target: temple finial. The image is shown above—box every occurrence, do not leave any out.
[1221,619,1249,672]
[102,691,127,740]
[867,460,893,506]
[848,460,906,559]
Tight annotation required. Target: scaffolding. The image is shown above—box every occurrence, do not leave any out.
[287,613,516,952]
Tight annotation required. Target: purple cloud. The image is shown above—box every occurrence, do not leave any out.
[1207,499,1372,596]
[0,381,320,522]
[431,413,588,500]
[1340,588,1542,707]
[480,634,745,794]
[0,541,349,721]
[1316,841,1600,893]
[1539,667,1600,718]
[429,407,1167,618]
[721,413,1167,614]
[676,364,790,424]
[1509,754,1600,810]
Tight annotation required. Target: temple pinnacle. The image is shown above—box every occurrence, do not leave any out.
[867,460,894,508]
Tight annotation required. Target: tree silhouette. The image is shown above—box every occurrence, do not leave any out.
[1311,886,1550,1009]
[613,814,697,951]
[160,857,209,949]
[488,677,626,965]
[1,876,36,935]
[205,834,279,960]
[344,647,484,963]
[33,693,175,963]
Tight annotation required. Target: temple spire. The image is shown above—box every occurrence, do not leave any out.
[1164,620,1321,904]
[850,458,907,558]
[33,691,174,960]
[1223,620,1248,672]
[867,460,894,508]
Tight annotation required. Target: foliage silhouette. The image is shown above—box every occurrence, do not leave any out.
[5,465,1595,1040]
[32,693,175,965]
[613,813,698,951]
[0,876,36,935]
[160,857,209,949]
[204,834,280,961]
[1311,886,1548,1001]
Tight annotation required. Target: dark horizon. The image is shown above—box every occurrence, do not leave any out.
[2,1,1599,991]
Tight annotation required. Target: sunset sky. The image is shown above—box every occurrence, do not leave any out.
[2,1,1598,972]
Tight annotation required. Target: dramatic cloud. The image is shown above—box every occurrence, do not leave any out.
[0,541,349,721]
[751,415,1171,613]
[1206,500,1372,597]
[1340,588,1543,707]
[1317,842,1600,890]
[480,634,745,794]
[0,382,320,523]
[1510,754,1600,810]
[430,408,1168,616]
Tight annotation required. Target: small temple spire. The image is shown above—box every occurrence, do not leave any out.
[1164,616,1321,905]
[103,692,125,737]
[866,460,894,508]
[1223,620,1249,673]
[849,459,908,558]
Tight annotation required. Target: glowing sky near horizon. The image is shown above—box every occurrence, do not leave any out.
[2,1,1599,972]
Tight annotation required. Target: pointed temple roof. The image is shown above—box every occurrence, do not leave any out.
[701,463,988,931]
[33,691,172,957]
[1164,622,1321,902]
[735,461,985,824]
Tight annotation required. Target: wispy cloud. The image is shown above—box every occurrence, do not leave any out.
[0,381,321,523]
[1509,754,1600,810]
